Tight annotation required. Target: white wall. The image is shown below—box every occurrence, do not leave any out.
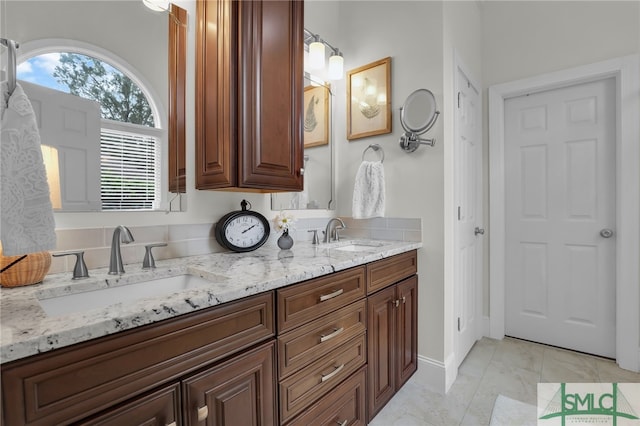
[333,1,446,366]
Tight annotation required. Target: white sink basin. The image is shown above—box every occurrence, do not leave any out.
[334,242,385,252]
[38,274,213,317]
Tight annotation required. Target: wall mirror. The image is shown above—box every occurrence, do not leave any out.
[271,0,337,211]
[2,0,186,212]
[271,73,334,211]
[399,88,440,152]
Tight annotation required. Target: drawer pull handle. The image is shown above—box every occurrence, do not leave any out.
[319,288,344,302]
[197,405,209,422]
[321,363,345,382]
[320,327,344,343]
[336,420,348,426]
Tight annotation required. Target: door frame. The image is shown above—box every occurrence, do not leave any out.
[453,51,483,368]
[488,55,640,371]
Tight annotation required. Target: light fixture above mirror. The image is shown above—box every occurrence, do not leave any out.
[304,28,343,80]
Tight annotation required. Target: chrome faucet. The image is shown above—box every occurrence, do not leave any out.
[108,226,135,275]
[323,218,346,243]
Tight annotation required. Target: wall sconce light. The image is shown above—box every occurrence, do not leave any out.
[142,0,186,26]
[328,51,343,80]
[308,36,325,71]
[304,28,343,80]
[142,0,169,12]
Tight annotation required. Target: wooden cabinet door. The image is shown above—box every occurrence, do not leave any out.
[367,285,396,420]
[196,0,303,191]
[396,276,418,389]
[77,383,180,426]
[182,340,277,426]
[195,0,237,189]
[237,0,304,191]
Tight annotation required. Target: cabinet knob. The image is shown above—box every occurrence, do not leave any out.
[197,405,209,422]
[402,296,406,304]
[394,299,400,308]
[300,167,305,176]
[167,422,177,426]
[336,420,348,426]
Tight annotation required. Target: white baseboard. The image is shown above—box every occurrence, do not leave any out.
[415,353,457,394]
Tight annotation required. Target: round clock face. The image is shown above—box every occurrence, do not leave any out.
[224,215,267,250]
[215,207,271,253]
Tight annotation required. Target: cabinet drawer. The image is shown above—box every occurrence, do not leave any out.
[278,300,366,379]
[1,292,274,426]
[286,366,367,426]
[277,266,366,332]
[76,383,180,426]
[279,334,367,423]
[366,250,417,294]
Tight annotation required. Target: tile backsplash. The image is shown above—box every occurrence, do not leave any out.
[49,217,422,275]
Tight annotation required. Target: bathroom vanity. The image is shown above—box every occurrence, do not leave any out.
[0,241,419,425]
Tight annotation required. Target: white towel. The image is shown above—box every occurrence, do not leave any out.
[0,82,57,256]
[352,160,385,219]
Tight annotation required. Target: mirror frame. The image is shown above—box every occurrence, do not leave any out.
[399,88,438,134]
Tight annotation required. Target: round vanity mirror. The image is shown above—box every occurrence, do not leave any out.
[398,88,440,153]
[400,88,438,134]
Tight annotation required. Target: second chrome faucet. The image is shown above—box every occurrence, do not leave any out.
[109,225,135,275]
[323,218,346,243]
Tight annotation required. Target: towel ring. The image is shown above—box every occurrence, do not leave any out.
[362,144,384,163]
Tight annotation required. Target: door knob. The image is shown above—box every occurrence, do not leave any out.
[474,227,485,236]
[600,228,614,238]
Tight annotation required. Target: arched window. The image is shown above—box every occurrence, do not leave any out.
[17,40,164,211]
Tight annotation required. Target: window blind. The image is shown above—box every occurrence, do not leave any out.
[100,129,160,210]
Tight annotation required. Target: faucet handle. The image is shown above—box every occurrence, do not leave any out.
[52,251,89,280]
[334,225,345,242]
[308,229,320,245]
[142,243,168,269]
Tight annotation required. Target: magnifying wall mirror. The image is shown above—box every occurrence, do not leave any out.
[399,88,440,152]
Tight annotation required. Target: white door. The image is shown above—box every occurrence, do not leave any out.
[504,78,616,358]
[455,66,483,367]
[20,80,101,211]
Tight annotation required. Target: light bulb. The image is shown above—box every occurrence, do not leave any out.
[143,0,169,12]
[328,54,343,80]
[308,41,325,71]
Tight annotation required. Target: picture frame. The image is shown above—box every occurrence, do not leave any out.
[303,84,329,148]
[347,57,392,140]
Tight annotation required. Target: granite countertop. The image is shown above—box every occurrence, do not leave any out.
[0,239,421,364]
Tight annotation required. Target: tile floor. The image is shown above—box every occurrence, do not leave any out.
[369,337,640,426]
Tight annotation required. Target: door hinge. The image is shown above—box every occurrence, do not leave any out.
[457,206,461,221]
[457,317,461,332]
[457,92,461,108]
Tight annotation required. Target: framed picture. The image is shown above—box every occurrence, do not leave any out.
[303,85,329,148]
[347,57,391,140]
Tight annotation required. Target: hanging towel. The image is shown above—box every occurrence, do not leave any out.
[352,160,385,219]
[0,82,57,256]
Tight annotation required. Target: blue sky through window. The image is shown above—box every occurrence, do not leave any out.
[17,53,69,92]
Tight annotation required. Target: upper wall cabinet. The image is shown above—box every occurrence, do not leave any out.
[196,0,304,192]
